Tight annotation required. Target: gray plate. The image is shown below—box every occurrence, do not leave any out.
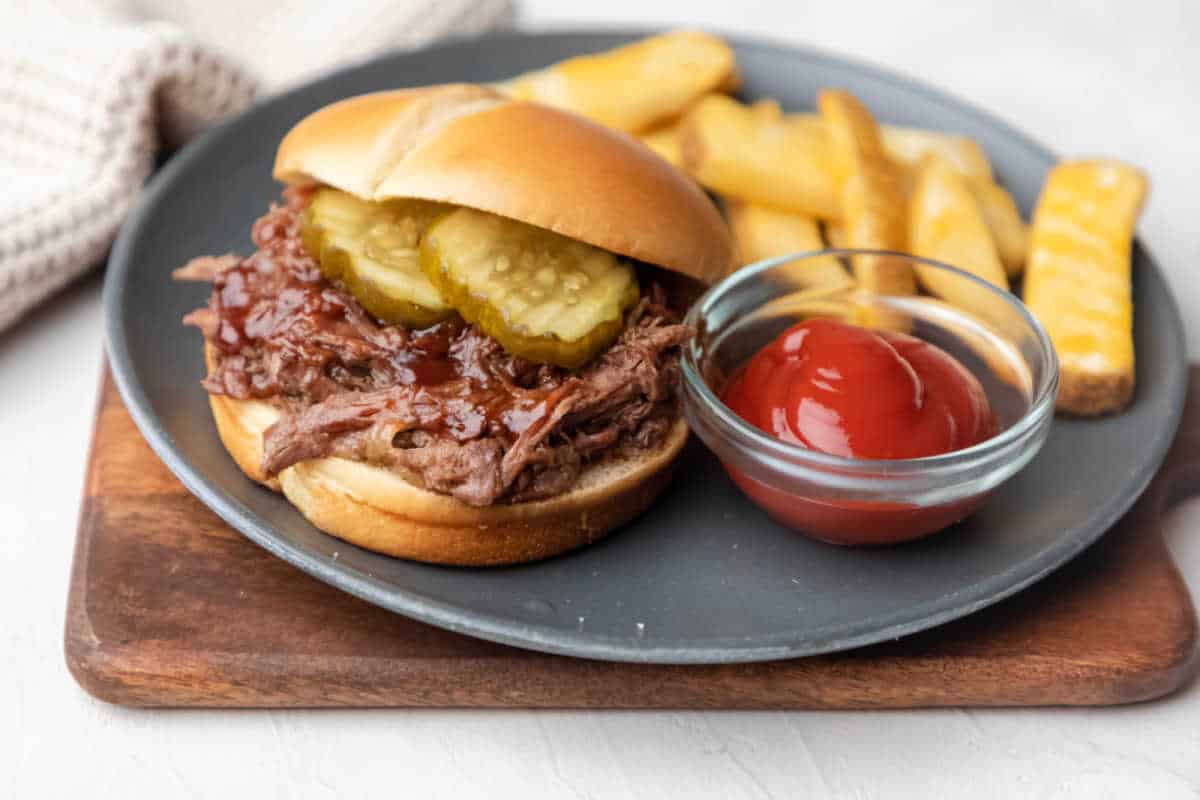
[104,31,1187,664]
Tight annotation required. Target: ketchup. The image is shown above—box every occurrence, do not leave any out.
[720,318,998,544]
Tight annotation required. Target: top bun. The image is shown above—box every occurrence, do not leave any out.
[273,84,734,284]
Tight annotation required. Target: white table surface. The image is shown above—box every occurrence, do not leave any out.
[5,1,1200,797]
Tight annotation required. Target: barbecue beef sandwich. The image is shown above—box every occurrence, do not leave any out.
[181,84,733,565]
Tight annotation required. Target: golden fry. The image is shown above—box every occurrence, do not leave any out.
[880,128,1020,274]
[880,125,993,182]
[1024,159,1148,415]
[637,92,735,169]
[909,156,1011,326]
[748,98,783,122]
[679,95,840,219]
[818,90,915,302]
[817,90,891,182]
[971,181,1029,278]
[496,30,738,133]
[793,113,993,181]
[724,199,854,288]
[909,156,1007,286]
[638,117,685,168]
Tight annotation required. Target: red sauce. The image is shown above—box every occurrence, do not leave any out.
[720,318,998,544]
[212,254,465,389]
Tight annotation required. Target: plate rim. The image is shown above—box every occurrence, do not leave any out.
[103,28,1189,664]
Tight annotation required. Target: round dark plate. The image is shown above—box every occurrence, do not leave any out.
[104,30,1187,663]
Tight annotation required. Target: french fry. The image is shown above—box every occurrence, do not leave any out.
[971,181,1029,278]
[680,95,840,219]
[792,114,992,182]
[880,125,993,182]
[909,156,1012,326]
[1024,159,1148,415]
[818,91,889,183]
[797,113,1020,267]
[496,30,738,134]
[638,117,686,168]
[910,156,1007,286]
[724,200,854,289]
[879,129,1022,276]
[817,90,915,304]
[748,98,784,122]
[636,91,739,169]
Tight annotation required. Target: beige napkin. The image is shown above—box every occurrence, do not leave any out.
[0,0,512,332]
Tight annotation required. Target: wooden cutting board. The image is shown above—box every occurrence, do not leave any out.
[64,365,1200,708]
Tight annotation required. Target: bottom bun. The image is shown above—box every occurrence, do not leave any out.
[205,347,687,565]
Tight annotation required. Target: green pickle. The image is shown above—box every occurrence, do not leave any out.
[421,208,639,368]
[300,189,453,328]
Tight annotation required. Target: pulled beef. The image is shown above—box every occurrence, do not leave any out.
[184,190,691,506]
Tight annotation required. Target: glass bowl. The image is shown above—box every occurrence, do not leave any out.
[680,250,1059,545]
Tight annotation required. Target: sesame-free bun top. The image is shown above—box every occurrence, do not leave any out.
[273,83,734,284]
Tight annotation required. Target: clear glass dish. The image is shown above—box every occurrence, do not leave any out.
[680,250,1059,545]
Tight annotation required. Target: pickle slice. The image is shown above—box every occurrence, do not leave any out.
[421,208,639,368]
[301,189,453,327]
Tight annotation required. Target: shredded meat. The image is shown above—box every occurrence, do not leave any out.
[183,191,691,506]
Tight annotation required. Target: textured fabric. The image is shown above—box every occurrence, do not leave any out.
[0,0,512,332]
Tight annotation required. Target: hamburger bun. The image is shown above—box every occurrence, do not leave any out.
[201,87,726,565]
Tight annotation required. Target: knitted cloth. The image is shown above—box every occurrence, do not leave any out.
[0,0,512,332]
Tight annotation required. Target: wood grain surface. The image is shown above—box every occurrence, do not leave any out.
[63,365,1200,708]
